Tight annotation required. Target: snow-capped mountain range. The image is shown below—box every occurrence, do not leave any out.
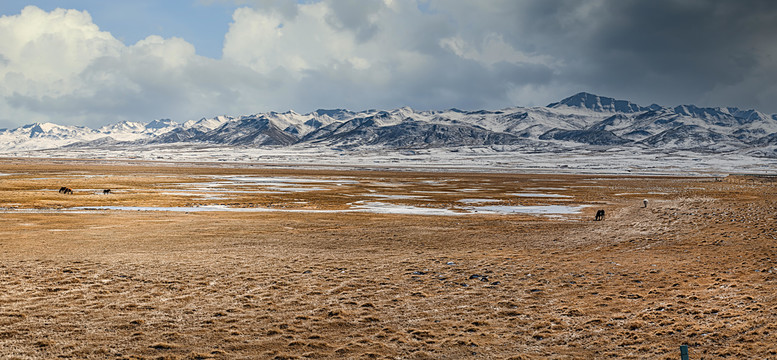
[3,92,777,158]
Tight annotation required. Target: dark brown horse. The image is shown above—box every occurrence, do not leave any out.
[594,209,605,221]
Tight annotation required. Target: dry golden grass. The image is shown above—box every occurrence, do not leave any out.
[0,158,775,359]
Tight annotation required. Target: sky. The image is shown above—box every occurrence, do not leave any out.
[1,0,776,128]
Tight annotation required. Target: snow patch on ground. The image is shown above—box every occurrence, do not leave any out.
[350,202,461,216]
[523,187,568,191]
[509,193,573,198]
[361,194,428,200]
[63,202,588,216]
[14,144,772,175]
[466,205,588,215]
[216,175,358,184]
[458,198,501,204]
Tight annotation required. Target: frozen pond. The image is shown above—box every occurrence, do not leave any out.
[509,193,573,198]
[69,202,587,216]
[159,192,226,200]
[265,187,329,192]
[215,175,358,185]
[170,182,330,193]
[523,187,568,191]
[361,194,428,200]
[350,202,461,216]
[466,205,588,215]
[458,198,501,204]
[15,173,593,216]
[73,205,270,213]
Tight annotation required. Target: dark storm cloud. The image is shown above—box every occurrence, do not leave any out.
[582,1,775,102]
[430,0,777,111]
[507,0,777,110]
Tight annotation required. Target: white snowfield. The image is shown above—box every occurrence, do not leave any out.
[1,92,776,174]
[14,143,776,175]
[58,203,585,216]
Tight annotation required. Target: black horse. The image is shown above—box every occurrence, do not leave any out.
[594,209,605,221]
[59,186,73,194]
[103,189,111,195]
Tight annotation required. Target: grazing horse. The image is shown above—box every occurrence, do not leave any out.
[594,209,605,221]
[103,189,111,195]
[59,187,73,194]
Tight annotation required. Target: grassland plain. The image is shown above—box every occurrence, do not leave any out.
[0,158,775,359]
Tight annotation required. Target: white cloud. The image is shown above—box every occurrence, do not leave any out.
[222,2,394,76]
[0,2,565,128]
[440,34,558,68]
[0,6,233,127]
[220,0,559,110]
[0,6,122,95]
[129,35,197,69]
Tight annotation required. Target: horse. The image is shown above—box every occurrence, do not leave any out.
[594,209,605,221]
[103,189,111,195]
[643,199,648,208]
[59,187,73,194]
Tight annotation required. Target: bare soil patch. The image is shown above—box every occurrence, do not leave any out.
[0,158,775,359]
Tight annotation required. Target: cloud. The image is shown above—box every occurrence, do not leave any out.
[0,5,272,127]
[1,1,777,128]
[474,0,777,109]
[324,0,384,42]
[439,34,559,68]
[0,6,121,95]
[221,0,557,110]
[0,2,559,128]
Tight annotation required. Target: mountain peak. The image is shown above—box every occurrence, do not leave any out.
[145,118,177,129]
[548,92,649,113]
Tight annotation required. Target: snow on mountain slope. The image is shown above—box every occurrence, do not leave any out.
[539,128,631,146]
[0,123,102,150]
[264,110,344,137]
[2,92,777,157]
[98,120,146,133]
[183,115,234,131]
[143,119,179,134]
[427,105,609,139]
[639,125,738,150]
[297,108,449,145]
[547,92,649,113]
[97,121,151,141]
[196,116,298,146]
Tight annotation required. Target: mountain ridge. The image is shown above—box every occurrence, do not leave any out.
[2,92,777,158]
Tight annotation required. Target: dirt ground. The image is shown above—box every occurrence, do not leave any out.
[0,158,775,359]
